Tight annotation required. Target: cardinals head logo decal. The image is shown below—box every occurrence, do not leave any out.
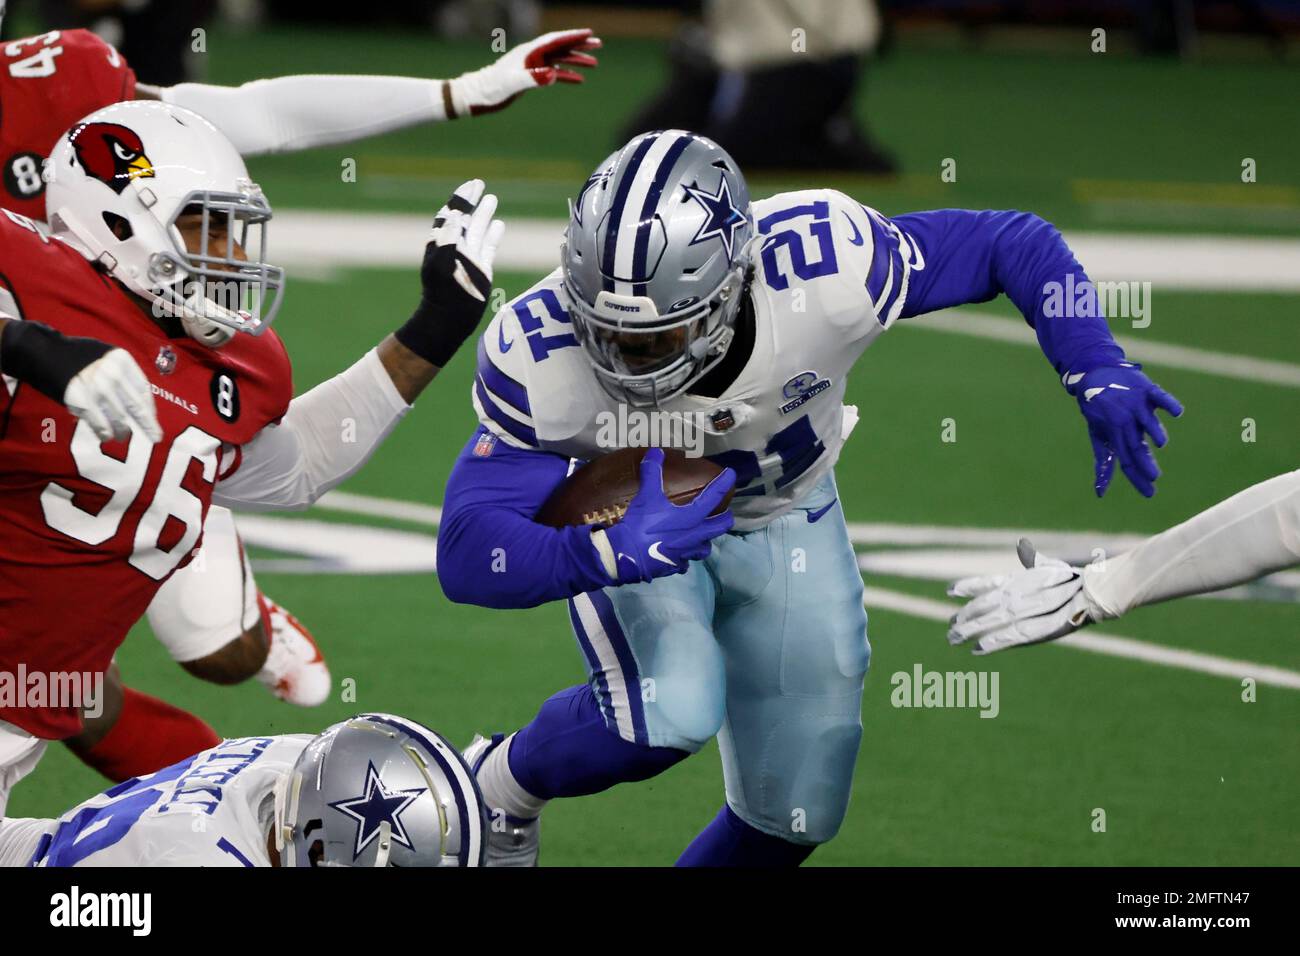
[69,122,154,194]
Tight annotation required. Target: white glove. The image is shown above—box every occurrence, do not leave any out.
[448,28,601,117]
[64,348,163,444]
[947,539,1105,655]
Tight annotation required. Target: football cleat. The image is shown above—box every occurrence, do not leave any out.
[463,733,541,867]
[256,595,331,707]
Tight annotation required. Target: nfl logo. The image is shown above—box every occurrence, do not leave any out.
[710,408,735,431]
[155,346,177,375]
[473,432,498,457]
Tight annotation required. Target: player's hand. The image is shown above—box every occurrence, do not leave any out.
[0,319,161,443]
[395,180,505,369]
[601,448,736,584]
[449,28,601,117]
[947,538,1102,654]
[64,348,163,444]
[1068,362,1183,497]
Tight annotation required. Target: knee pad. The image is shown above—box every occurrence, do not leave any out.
[729,709,864,846]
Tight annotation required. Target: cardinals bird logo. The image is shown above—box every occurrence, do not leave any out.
[69,122,154,194]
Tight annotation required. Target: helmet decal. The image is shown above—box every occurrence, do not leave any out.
[69,122,155,195]
[683,175,748,260]
[328,760,427,860]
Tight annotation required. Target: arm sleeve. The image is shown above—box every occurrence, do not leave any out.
[212,348,410,510]
[890,208,1126,379]
[436,428,615,609]
[159,75,449,156]
[1083,469,1300,617]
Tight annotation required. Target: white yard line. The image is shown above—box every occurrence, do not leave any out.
[905,310,1300,388]
[301,489,1298,689]
[862,586,1300,690]
[276,211,1300,386]
[274,210,1300,291]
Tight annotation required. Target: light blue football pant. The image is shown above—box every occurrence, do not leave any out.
[566,471,869,845]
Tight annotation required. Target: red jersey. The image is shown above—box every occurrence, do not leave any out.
[0,29,136,221]
[0,212,292,739]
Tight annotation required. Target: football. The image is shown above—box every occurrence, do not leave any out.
[533,447,734,529]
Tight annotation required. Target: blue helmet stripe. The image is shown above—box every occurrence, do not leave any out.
[631,133,692,296]
[601,133,659,292]
[359,714,485,867]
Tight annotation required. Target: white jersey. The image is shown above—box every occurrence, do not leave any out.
[473,189,920,529]
[16,735,310,867]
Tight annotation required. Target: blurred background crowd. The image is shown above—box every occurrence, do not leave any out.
[5,1,1298,176]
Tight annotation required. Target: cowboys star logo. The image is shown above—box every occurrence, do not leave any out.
[68,122,154,195]
[683,176,747,259]
[328,761,426,860]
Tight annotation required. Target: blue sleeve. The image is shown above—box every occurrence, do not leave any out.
[436,428,614,609]
[892,209,1126,379]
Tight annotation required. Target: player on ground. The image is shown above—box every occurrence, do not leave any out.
[947,469,1300,653]
[0,713,486,867]
[0,20,598,775]
[435,130,1183,865]
[0,100,502,814]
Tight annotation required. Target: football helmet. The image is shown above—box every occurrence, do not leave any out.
[273,713,487,867]
[45,100,284,348]
[561,130,755,407]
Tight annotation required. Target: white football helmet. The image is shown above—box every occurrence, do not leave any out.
[45,100,284,348]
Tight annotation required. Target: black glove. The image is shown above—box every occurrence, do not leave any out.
[395,179,504,368]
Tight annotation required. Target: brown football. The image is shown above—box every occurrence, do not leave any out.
[534,447,733,529]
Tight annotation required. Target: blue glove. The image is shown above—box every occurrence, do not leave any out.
[602,448,736,584]
[1067,362,1183,498]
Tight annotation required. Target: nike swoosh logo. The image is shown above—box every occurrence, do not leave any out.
[844,213,864,246]
[806,500,837,523]
[498,323,514,353]
[647,542,676,567]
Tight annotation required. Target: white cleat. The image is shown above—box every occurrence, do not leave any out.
[255,595,331,707]
[463,733,541,867]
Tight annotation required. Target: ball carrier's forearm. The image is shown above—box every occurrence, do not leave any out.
[1084,469,1300,616]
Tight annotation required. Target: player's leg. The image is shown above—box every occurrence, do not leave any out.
[679,474,869,865]
[62,663,219,782]
[148,506,330,705]
[467,565,727,864]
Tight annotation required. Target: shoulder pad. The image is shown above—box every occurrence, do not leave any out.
[472,269,601,450]
[753,189,916,330]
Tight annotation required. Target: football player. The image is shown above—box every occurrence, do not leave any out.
[434,131,1183,865]
[0,713,486,867]
[948,469,1300,653]
[0,100,503,816]
[0,21,597,778]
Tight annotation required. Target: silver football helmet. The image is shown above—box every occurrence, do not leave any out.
[562,130,755,407]
[273,714,486,867]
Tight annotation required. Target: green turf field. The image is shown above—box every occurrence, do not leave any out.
[8,23,1298,866]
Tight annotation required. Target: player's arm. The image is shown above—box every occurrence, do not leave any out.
[212,181,500,510]
[134,30,600,156]
[947,469,1300,654]
[0,315,160,444]
[437,436,734,609]
[860,204,1182,498]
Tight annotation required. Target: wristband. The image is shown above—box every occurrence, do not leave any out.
[0,320,112,402]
